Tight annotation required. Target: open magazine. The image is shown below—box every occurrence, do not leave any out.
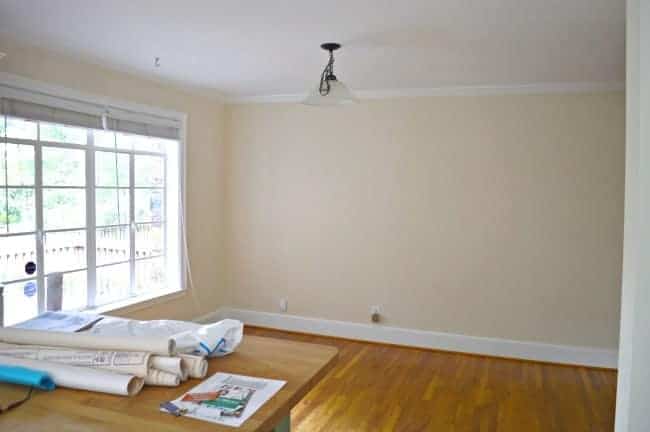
[161,373,285,427]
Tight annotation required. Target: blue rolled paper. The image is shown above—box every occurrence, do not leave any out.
[0,364,55,391]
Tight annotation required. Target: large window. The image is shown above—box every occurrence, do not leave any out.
[0,109,183,325]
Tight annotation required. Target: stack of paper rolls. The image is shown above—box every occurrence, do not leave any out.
[0,327,206,396]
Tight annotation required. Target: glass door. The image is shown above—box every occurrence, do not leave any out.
[40,126,89,312]
[0,117,39,325]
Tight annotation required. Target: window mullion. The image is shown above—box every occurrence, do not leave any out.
[34,123,45,313]
[129,153,135,296]
[163,153,168,284]
[3,129,9,234]
[86,130,96,308]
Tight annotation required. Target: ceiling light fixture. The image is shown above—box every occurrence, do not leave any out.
[303,43,357,106]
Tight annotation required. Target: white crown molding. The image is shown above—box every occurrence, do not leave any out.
[226,81,625,105]
[204,307,618,369]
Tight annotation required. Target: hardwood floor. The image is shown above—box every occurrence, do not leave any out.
[245,326,617,432]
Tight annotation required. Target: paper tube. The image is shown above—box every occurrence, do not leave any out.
[0,364,55,391]
[0,343,151,378]
[151,356,187,381]
[145,368,180,387]
[0,327,175,356]
[0,355,143,396]
[179,353,208,379]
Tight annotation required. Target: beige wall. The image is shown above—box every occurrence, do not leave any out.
[225,93,625,349]
[0,37,226,321]
[0,37,626,350]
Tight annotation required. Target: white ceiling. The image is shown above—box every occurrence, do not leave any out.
[0,0,625,100]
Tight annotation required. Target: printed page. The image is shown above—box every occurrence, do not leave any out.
[164,373,286,427]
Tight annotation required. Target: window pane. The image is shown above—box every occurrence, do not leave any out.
[135,136,172,153]
[96,151,129,187]
[96,226,129,265]
[43,188,86,230]
[40,123,87,145]
[116,133,155,151]
[135,155,164,186]
[96,188,129,226]
[7,188,35,233]
[96,262,130,306]
[0,190,6,233]
[135,189,163,222]
[0,116,5,137]
[136,223,164,258]
[0,144,5,187]
[93,130,116,149]
[2,279,39,326]
[6,143,35,186]
[6,117,37,140]
[0,233,37,282]
[43,147,85,186]
[134,257,166,296]
[53,271,87,311]
[43,230,86,274]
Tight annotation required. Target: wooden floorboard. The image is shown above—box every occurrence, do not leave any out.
[245,326,617,432]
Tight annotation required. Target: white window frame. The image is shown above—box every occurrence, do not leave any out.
[0,72,188,315]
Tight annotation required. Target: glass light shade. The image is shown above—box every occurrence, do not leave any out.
[303,79,357,106]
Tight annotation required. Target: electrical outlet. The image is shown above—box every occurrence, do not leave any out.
[280,298,288,313]
[370,305,381,323]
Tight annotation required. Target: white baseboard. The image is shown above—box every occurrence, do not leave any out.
[206,307,617,369]
[193,310,222,324]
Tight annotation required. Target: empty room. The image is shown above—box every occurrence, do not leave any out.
[0,1,648,431]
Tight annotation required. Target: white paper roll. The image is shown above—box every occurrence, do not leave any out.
[0,327,175,356]
[0,355,143,396]
[150,356,187,380]
[145,368,180,387]
[179,353,208,379]
[88,317,244,357]
[0,343,151,378]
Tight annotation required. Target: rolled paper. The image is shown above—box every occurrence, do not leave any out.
[151,356,188,381]
[0,327,175,356]
[87,317,243,357]
[180,364,189,381]
[0,343,151,378]
[0,365,55,391]
[179,353,208,379]
[145,368,180,387]
[0,355,143,396]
